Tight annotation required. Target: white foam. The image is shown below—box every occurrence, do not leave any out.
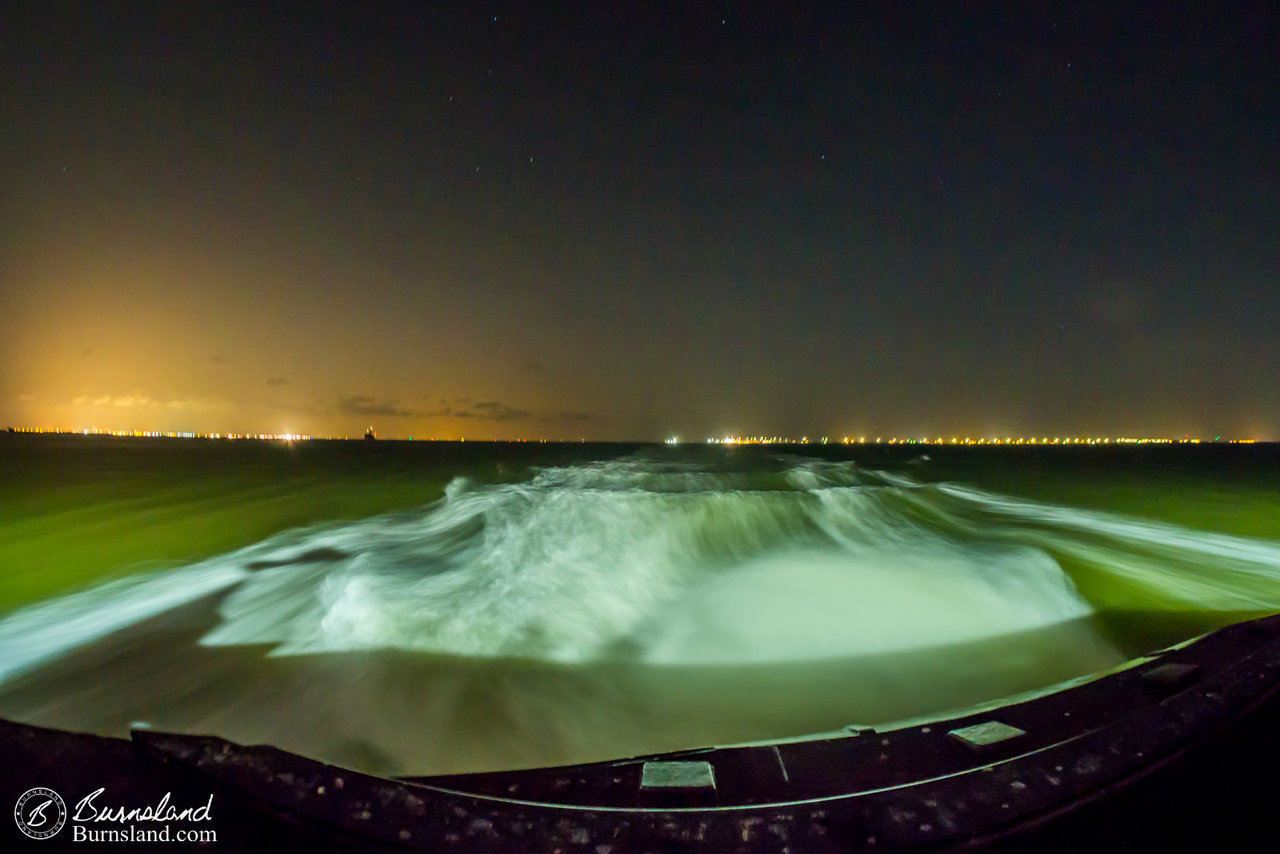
[635,545,1087,664]
[200,478,711,660]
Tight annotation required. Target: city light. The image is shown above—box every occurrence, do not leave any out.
[699,434,1243,446]
[0,426,1260,445]
[4,427,315,441]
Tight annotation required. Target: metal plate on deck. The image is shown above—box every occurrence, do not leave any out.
[640,760,716,789]
[948,721,1026,750]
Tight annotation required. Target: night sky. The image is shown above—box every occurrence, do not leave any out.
[2,2,1277,440]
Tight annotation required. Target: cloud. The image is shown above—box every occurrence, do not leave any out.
[422,399,568,423]
[338,395,421,418]
[426,400,537,421]
[267,399,331,416]
[266,377,289,386]
[72,394,213,410]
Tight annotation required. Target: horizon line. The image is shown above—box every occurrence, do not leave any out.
[1,427,1265,446]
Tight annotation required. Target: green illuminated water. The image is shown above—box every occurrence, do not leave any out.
[1,435,1278,775]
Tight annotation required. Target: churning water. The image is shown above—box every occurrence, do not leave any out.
[2,454,1279,774]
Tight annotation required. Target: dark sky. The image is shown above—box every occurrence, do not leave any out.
[2,2,1277,440]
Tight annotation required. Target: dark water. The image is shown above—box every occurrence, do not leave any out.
[1,435,1278,775]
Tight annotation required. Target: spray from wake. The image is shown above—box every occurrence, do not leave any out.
[5,457,1279,680]
[187,464,1093,665]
